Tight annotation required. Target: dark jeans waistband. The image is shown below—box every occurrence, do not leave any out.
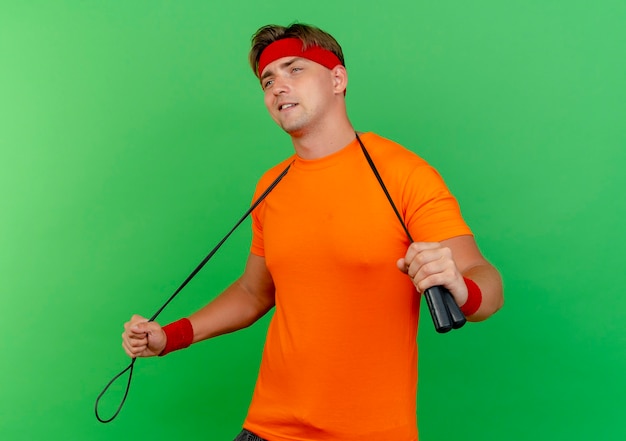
[233,428,267,441]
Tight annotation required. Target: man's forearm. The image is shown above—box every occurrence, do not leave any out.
[462,263,504,321]
[188,279,275,343]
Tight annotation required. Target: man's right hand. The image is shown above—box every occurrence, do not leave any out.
[122,314,167,358]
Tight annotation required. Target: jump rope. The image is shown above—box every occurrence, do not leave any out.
[94,133,465,423]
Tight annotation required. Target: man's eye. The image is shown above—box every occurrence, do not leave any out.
[292,67,302,72]
[263,79,274,89]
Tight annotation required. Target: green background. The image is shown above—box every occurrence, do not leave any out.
[1,1,624,440]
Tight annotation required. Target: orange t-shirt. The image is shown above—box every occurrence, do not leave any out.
[244,133,472,441]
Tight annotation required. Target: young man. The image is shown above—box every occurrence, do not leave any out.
[122,23,503,441]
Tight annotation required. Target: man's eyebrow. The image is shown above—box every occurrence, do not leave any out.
[260,57,304,81]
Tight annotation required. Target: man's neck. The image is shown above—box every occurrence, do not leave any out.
[290,119,356,160]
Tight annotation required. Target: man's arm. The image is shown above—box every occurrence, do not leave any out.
[122,253,275,358]
[189,253,275,341]
[397,235,503,322]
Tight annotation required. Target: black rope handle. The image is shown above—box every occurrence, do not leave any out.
[355,133,466,333]
[95,162,293,423]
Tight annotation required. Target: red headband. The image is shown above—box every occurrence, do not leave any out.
[257,38,342,77]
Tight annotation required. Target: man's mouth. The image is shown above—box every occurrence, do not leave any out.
[279,103,297,111]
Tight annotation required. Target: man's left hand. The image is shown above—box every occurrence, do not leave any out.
[397,242,468,306]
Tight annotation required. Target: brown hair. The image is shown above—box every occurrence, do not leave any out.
[249,23,345,78]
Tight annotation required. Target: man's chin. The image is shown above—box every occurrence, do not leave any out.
[281,123,307,137]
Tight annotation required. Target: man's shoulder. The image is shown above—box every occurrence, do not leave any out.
[362,132,429,167]
[253,155,296,193]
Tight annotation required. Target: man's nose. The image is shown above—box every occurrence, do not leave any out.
[272,75,290,95]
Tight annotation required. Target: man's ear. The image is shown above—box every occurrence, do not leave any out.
[331,65,348,94]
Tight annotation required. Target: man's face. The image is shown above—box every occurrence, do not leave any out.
[260,56,336,136]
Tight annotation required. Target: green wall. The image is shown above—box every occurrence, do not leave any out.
[1,1,624,440]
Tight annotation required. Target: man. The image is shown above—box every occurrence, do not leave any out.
[122,23,503,441]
